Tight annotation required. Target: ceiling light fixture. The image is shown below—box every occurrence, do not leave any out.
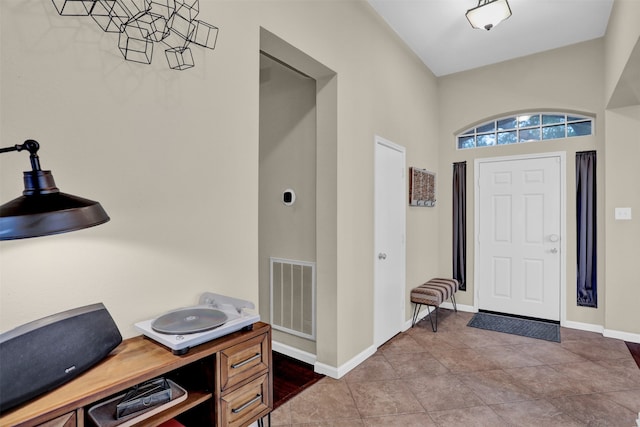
[466,0,512,31]
[0,140,110,240]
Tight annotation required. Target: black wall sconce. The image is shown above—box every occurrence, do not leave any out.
[0,140,109,240]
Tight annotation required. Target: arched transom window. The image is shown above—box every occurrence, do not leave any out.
[457,112,593,150]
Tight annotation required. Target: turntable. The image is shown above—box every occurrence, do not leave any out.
[135,293,260,355]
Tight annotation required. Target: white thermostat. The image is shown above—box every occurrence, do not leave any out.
[282,189,296,206]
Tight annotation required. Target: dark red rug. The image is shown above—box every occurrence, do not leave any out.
[626,341,640,369]
[272,351,324,409]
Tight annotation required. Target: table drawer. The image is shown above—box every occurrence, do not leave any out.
[219,374,269,427]
[219,333,269,391]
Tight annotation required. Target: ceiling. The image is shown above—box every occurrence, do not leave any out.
[367,0,614,77]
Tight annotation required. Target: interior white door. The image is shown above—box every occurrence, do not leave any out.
[374,136,406,347]
[477,155,561,321]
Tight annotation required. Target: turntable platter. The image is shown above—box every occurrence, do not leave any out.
[151,308,228,334]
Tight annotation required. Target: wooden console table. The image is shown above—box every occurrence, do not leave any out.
[0,322,272,427]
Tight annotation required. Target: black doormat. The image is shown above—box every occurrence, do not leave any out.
[467,312,560,342]
[273,351,324,409]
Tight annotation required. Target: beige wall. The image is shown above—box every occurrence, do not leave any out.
[0,0,440,370]
[601,0,640,338]
[602,0,640,338]
[604,106,640,336]
[437,39,607,326]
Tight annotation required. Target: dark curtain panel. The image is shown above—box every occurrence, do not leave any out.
[452,162,467,291]
[576,151,597,308]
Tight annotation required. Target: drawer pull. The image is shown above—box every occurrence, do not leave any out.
[231,353,261,369]
[231,394,262,413]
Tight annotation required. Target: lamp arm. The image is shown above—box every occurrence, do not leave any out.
[0,140,42,171]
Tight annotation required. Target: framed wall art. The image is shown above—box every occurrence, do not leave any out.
[409,167,436,207]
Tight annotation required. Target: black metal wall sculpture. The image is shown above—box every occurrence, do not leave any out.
[51,0,219,70]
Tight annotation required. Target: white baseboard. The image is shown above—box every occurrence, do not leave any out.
[272,341,317,365]
[272,340,377,379]
[562,320,604,333]
[314,345,377,379]
[448,302,476,313]
[562,320,640,343]
[603,328,640,343]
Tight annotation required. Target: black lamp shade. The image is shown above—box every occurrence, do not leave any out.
[0,170,109,240]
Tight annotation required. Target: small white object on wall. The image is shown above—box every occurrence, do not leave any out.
[614,207,632,220]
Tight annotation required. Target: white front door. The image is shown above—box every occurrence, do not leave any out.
[374,136,406,346]
[477,154,563,321]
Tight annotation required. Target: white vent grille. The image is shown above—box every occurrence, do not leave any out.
[270,258,316,340]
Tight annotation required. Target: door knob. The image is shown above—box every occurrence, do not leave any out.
[378,253,387,260]
[550,248,558,254]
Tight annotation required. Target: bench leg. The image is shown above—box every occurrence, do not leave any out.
[426,305,438,332]
[412,303,422,327]
[451,293,458,312]
[413,303,439,331]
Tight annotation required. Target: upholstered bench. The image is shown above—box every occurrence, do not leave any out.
[411,278,459,332]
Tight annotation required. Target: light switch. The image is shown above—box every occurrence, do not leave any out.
[615,207,632,220]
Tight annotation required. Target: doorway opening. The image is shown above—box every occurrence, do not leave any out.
[259,28,337,366]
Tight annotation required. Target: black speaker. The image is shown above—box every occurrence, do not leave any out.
[0,303,122,412]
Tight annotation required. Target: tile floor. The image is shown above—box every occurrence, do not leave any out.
[269,310,640,426]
